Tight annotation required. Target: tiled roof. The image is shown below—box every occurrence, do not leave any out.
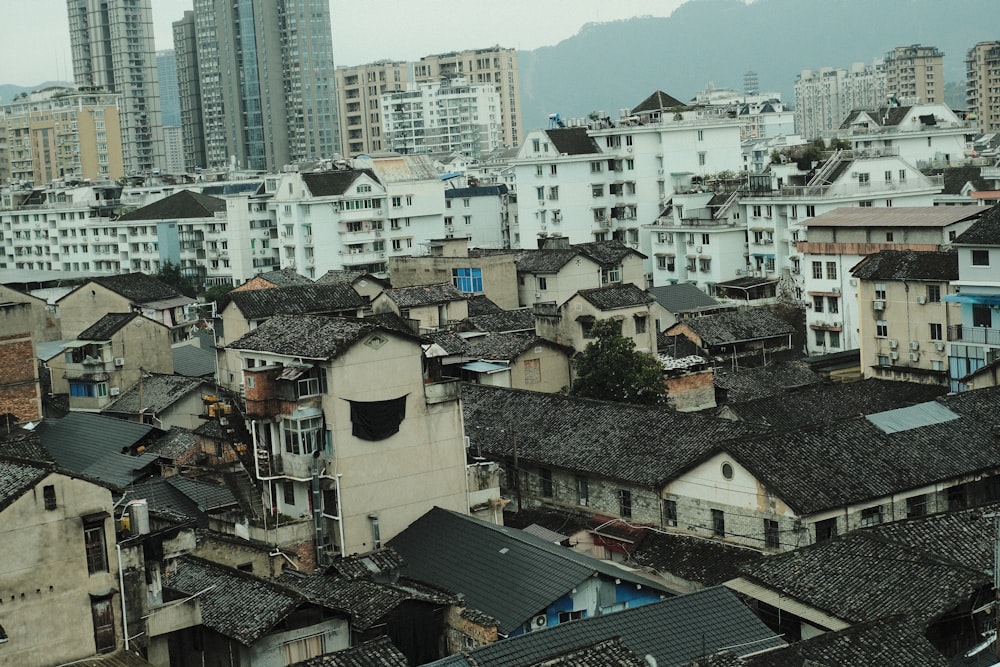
[466,309,536,333]
[326,548,406,580]
[78,312,141,340]
[575,240,646,264]
[59,648,158,667]
[424,586,783,667]
[735,505,995,627]
[850,249,957,281]
[839,106,912,129]
[470,333,558,363]
[102,374,206,416]
[81,451,160,488]
[576,284,654,310]
[36,412,156,474]
[544,128,600,155]
[128,476,237,524]
[629,531,763,588]
[165,556,308,645]
[389,507,668,635]
[444,184,509,198]
[524,638,646,667]
[288,637,408,667]
[382,283,466,307]
[425,330,473,355]
[515,248,584,274]
[255,268,313,287]
[0,429,54,464]
[466,294,504,316]
[144,427,199,460]
[117,190,226,221]
[462,384,762,487]
[0,458,49,514]
[648,284,721,314]
[314,270,386,287]
[801,206,980,228]
[362,311,419,336]
[172,344,217,377]
[631,90,687,113]
[83,272,184,304]
[713,361,825,403]
[228,314,414,359]
[676,309,794,346]
[227,284,365,319]
[952,203,1000,245]
[923,165,991,195]
[301,170,378,197]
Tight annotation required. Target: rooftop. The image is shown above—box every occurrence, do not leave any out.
[648,283,722,314]
[672,308,794,346]
[228,314,416,360]
[952,203,1000,245]
[850,249,958,281]
[380,283,467,307]
[64,272,188,305]
[543,127,600,155]
[575,284,655,311]
[225,284,366,320]
[801,206,980,228]
[102,374,207,416]
[117,189,226,221]
[301,170,379,197]
[77,312,143,340]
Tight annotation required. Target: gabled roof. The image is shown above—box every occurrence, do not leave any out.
[523,638,646,667]
[388,507,669,635]
[465,309,536,334]
[35,412,156,474]
[575,284,654,311]
[544,127,600,155]
[952,203,1000,245]
[0,459,49,514]
[0,429,53,464]
[82,451,161,488]
[573,240,646,264]
[165,556,311,645]
[226,284,366,320]
[424,586,783,667]
[172,344,217,377]
[850,249,957,281]
[425,330,473,356]
[629,532,763,588]
[839,106,912,129]
[672,309,793,346]
[301,170,379,197]
[143,427,199,460]
[648,283,721,314]
[228,314,418,360]
[515,248,586,274]
[101,374,207,416]
[288,637,408,667]
[128,476,237,524]
[254,268,313,287]
[78,312,143,341]
[713,361,825,404]
[470,333,568,363]
[380,283,466,307]
[631,90,687,113]
[314,270,386,287]
[923,165,991,195]
[117,189,226,221]
[466,294,504,316]
[63,272,186,305]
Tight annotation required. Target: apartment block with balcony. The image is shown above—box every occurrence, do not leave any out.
[966,41,1000,134]
[836,103,973,169]
[229,314,468,559]
[851,250,958,386]
[335,60,409,156]
[944,206,1000,391]
[794,61,887,141]
[884,44,944,105]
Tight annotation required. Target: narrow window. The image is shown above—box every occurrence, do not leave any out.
[764,519,780,548]
[618,489,632,518]
[712,509,725,537]
[540,469,553,497]
[84,520,109,574]
[43,485,56,510]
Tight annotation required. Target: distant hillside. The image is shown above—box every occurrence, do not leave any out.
[0,81,72,104]
[518,0,1000,131]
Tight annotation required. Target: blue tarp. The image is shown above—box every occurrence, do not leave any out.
[941,293,1000,305]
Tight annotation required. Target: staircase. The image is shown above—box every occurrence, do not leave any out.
[224,463,264,521]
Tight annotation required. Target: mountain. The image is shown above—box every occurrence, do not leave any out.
[0,81,73,105]
[517,0,1000,131]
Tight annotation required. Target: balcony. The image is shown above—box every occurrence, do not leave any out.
[948,324,1000,346]
[424,377,461,404]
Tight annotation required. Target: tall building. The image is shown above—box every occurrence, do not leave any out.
[156,50,180,127]
[66,0,166,175]
[966,41,1000,133]
[794,61,886,141]
[176,0,340,172]
[335,60,409,156]
[884,44,943,104]
[171,11,205,172]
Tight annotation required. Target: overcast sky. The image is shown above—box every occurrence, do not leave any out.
[5,0,690,87]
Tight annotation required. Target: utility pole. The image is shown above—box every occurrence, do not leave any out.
[512,425,521,513]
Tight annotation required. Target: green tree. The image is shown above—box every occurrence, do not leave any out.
[203,283,234,303]
[571,319,666,406]
[153,260,197,298]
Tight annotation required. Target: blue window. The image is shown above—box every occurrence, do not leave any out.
[452,267,483,293]
[69,382,107,398]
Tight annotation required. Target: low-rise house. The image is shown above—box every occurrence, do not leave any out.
[313,269,388,304]
[647,282,731,328]
[665,308,795,364]
[515,240,646,309]
[0,300,42,422]
[371,283,469,333]
[0,283,61,342]
[288,637,408,667]
[534,284,661,354]
[389,507,672,637]
[467,333,573,393]
[101,374,214,430]
[235,268,314,291]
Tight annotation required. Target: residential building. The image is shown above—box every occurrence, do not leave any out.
[836,103,973,168]
[382,78,502,159]
[0,86,124,185]
[795,207,978,353]
[371,283,469,333]
[516,239,647,308]
[176,0,339,171]
[156,50,181,128]
[67,0,166,175]
[172,11,204,172]
[966,41,1000,133]
[101,374,214,430]
[884,44,944,104]
[230,314,469,558]
[443,184,511,248]
[851,250,958,385]
[665,308,795,363]
[944,205,1000,391]
[335,60,409,156]
[0,459,120,664]
[794,61,886,141]
[0,301,42,423]
[533,283,661,354]
[464,332,573,393]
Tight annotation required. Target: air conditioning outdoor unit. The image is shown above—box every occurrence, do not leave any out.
[935,341,946,352]
[888,339,899,349]
[873,300,885,310]
[532,615,548,629]
[909,351,920,362]
[114,357,125,367]
[908,341,919,351]
[109,387,121,396]
[890,351,899,360]
[832,287,840,293]
[916,295,926,305]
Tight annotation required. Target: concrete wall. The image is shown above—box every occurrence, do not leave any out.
[389,253,520,310]
[509,345,572,393]
[665,369,716,412]
[57,284,133,340]
[536,295,658,354]
[0,285,60,342]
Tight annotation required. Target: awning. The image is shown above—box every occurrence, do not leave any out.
[461,361,509,374]
[277,365,311,381]
[750,253,776,259]
[942,294,1000,305]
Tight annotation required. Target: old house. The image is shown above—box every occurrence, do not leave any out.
[101,374,215,430]
[370,283,469,333]
[0,301,42,422]
[534,283,662,354]
[665,308,794,364]
[515,240,647,309]
[466,332,573,393]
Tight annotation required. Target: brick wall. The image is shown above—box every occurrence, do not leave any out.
[666,370,717,412]
[0,334,41,421]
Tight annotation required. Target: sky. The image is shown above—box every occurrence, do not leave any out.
[4,0,690,87]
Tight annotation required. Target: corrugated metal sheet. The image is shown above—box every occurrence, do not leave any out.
[724,578,851,631]
[866,401,959,434]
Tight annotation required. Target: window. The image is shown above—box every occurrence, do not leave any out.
[283,481,295,505]
[590,161,603,173]
[452,267,483,293]
[811,261,823,279]
[826,262,837,280]
[634,315,647,334]
[972,250,990,266]
[576,477,589,506]
[540,468,553,497]
[878,354,890,366]
[906,494,927,518]
[860,506,883,527]
[884,170,893,183]
[558,610,584,623]
[885,232,894,242]
[948,485,968,510]
[91,597,115,653]
[806,205,817,218]
[591,184,604,197]
[580,318,595,338]
[535,165,544,177]
[764,519,780,548]
[829,331,840,348]
[899,169,906,182]
[663,498,678,526]
[618,489,632,518]
[874,283,886,300]
[711,509,725,537]
[858,172,870,185]
[813,295,824,312]
[697,129,704,141]
[814,330,825,347]
[43,484,56,510]
[550,164,558,175]
[548,186,558,200]
[698,152,706,166]
[701,233,710,245]
[536,186,544,200]
[699,258,711,272]
[284,416,323,455]
[828,297,839,314]
[930,323,943,340]
[84,519,108,574]
[815,518,837,542]
[657,256,667,270]
[973,303,992,328]
[927,284,941,303]
[876,319,888,337]
[537,277,547,291]
[593,208,607,222]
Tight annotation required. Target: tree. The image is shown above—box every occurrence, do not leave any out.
[571,319,667,406]
[153,260,197,298]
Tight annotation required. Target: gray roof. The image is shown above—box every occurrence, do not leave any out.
[228,314,418,360]
[128,476,237,524]
[117,190,227,221]
[288,637,408,667]
[165,556,311,645]
[81,451,161,488]
[226,284,366,319]
[381,283,466,307]
[471,333,567,363]
[952,203,1000,245]
[78,312,142,340]
[0,429,54,464]
[544,127,600,155]
[35,412,156,474]
[573,240,646,264]
[630,532,764,588]
[850,249,958,281]
[713,361,825,403]
[466,294,504,316]
[648,283,721,314]
[388,507,671,635]
[254,268,313,287]
[575,284,654,310]
[515,248,584,274]
[67,272,187,305]
[301,170,378,197]
[524,638,646,667]
[144,427,199,460]
[674,309,794,346]
[0,458,49,513]
[425,330,473,355]
[102,374,207,416]
[172,344,217,377]
[465,309,536,333]
[425,586,783,667]
[632,90,687,113]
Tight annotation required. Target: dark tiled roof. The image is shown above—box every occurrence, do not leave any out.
[363,311,419,336]
[102,374,206,416]
[172,344,217,377]
[228,284,365,319]
[165,556,309,645]
[0,458,49,513]
[425,586,783,667]
[629,532,764,588]
[466,294,504,316]
[144,427,199,460]
[117,190,226,221]
[444,184,509,198]
[128,476,237,524]
[952,204,1000,245]
[255,268,313,287]
[36,412,155,474]
[0,429,54,464]
[301,170,378,197]
[515,248,582,274]
[648,284,721,314]
[713,361,825,403]
[78,312,141,340]
[471,333,562,363]
[631,90,687,113]
[544,127,600,155]
[82,451,160,488]
[850,249,957,281]
[288,637,408,667]
[228,314,413,359]
[524,638,646,667]
[426,330,473,355]
[676,309,794,346]
[466,309,536,333]
[576,284,654,310]
[326,548,406,580]
[85,272,183,304]
[389,507,668,635]
[839,106,912,129]
[382,283,466,307]
[575,240,646,264]
[462,384,762,487]
[923,165,991,195]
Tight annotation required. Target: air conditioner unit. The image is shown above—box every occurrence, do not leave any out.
[695,246,703,254]
[935,341,946,352]
[832,287,840,293]
[909,351,920,362]
[873,300,885,310]
[890,351,899,360]
[888,339,899,349]
[908,341,919,351]
[849,278,858,286]
[109,387,121,396]
[791,267,800,274]
[657,169,665,175]
[814,319,825,327]
[532,615,547,629]
[916,295,926,304]
[626,146,633,153]
[762,238,773,245]
[114,357,125,367]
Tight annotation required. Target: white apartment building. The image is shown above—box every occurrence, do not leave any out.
[795,61,886,141]
[443,184,511,248]
[382,78,502,159]
[834,103,973,168]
